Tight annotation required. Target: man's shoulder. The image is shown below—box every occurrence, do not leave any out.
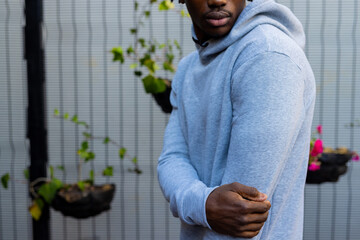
[231,24,306,70]
[241,24,301,48]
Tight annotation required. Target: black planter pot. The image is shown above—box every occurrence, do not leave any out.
[152,85,172,114]
[318,152,353,165]
[306,165,348,184]
[51,183,115,219]
[306,153,353,184]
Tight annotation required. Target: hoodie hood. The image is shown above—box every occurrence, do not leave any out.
[192,0,305,60]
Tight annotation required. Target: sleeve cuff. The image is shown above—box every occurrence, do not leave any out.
[179,183,219,229]
[203,186,219,230]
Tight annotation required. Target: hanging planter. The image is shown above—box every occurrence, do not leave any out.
[306,152,352,184]
[152,80,172,114]
[51,183,115,219]
[306,125,359,184]
[0,111,142,221]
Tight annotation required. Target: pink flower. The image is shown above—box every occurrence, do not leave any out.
[308,162,321,171]
[310,139,323,157]
[352,153,360,162]
[317,125,323,134]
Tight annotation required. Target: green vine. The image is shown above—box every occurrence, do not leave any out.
[111,0,188,94]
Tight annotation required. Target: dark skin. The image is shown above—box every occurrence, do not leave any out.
[178,0,271,238]
[180,0,246,43]
[206,183,271,238]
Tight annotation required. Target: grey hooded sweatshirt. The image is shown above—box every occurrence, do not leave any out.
[158,0,316,239]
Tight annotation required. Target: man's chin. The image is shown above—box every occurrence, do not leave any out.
[206,24,233,39]
[208,30,231,40]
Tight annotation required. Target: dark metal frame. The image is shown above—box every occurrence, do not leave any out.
[25,0,49,239]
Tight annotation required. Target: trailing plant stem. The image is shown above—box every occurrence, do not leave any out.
[29,177,49,199]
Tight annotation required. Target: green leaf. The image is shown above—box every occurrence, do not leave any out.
[38,179,63,204]
[142,75,167,94]
[119,148,126,159]
[63,113,69,120]
[150,0,157,3]
[128,167,142,174]
[1,173,10,189]
[159,0,174,10]
[140,53,151,65]
[103,166,114,176]
[149,44,156,53]
[130,63,138,69]
[103,137,110,144]
[77,149,87,159]
[310,140,314,149]
[132,157,138,164]
[85,152,95,162]
[49,165,54,179]
[81,141,89,150]
[138,38,146,48]
[77,121,88,128]
[180,9,190,18]
[23,169,29,180]
[144,59,159,74]
[71,115,78,123]
[111,47,125,63]
[134,167,142,174]
[52,178,63,189]
[163,62,175,73]
[127,46,134,55]
[83,132,92,138]
[88,152,95,160]
[57,165,65,171]
[35,198,44,209]
[174,40,181,50]
[89,170,94,183]
[134,70,143,77]
[37,183,53,202]
[134,1,139,11]
[54,109,59,116]
[77,181,85,191]
[159,43,166,49]
[166,53,174,63]
[79,150,88,160]
[145,11,151,17]
[130,28,137,34]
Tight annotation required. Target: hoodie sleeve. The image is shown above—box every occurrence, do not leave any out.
[223,51,306,198]
[157,77,217,229]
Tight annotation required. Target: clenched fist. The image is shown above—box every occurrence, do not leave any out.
[206,182,271,238]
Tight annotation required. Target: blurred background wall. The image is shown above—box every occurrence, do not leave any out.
[0,0,359,239]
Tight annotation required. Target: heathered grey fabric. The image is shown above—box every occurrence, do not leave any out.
[157,0,316,239]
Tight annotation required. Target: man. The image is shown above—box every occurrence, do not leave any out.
[158,0,315,239]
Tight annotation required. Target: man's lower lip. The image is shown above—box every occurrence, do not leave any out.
[206,17,230,27]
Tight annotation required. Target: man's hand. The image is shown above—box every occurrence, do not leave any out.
[206,182,271,238]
